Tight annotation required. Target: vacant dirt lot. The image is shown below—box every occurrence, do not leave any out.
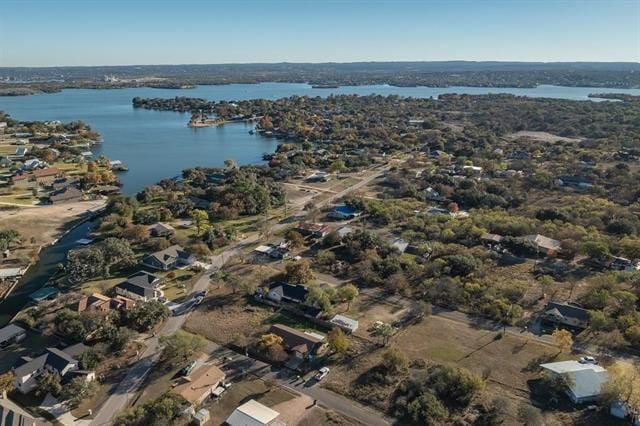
[0,199,105,246]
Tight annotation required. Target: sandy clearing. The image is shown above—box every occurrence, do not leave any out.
[0,199,106,246]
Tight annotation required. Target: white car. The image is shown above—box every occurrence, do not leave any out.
[314,367,330,381]
[579,356,597,364]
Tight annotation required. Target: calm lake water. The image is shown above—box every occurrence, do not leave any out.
[1,82,639,325]
[2,83,640,194]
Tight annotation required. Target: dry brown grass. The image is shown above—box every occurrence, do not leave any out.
[0,200,105,247]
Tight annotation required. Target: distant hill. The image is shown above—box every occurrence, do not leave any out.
[1,61,639,92]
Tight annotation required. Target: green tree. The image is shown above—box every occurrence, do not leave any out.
[327,327,350,354]
[0,371,14,394]
[305,285,332,313]
[101,238,136,276]
[284,259,314,283]
[379,323,395,346]
[337,283,359,310]
[36,371,62,397]
[79,348,103,370]
[123,301,169,332]
[159,330,206,364]
[0,229,19,251]
[285,230,305,249]
[60,377,98,408]
[382,347,408,374]
[105,326,134,351]
[54,309,87,343]
[191,209,209,235]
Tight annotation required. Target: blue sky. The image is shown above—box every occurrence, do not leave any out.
[1,0,638,67]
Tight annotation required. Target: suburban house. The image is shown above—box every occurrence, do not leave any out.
[0,394,49,426]
[541,301,590,330]
[266,282,309,305]
[524,234,562,256]
[173,364,226,406]
[328,204,361,220]
[33,167,62,187]
[148,222,175,237]
[75,293,136,314]
[13,344,95,394]
[0,324,26,349]
[114,271,163,302]
[141,245,195,271]
[540,360,608,404]
[296,222,333,238]
[269,324,325,361]
[226,399,281,426]
[254,240,291,260]
[49,186,84,204]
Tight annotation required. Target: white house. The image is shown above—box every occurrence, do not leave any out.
[540,360,609,404]
[226,399,282,426]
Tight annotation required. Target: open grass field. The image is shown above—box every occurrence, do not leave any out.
[324,315,569,418]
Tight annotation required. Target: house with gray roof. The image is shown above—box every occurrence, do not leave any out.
[0,324,26,349]
[141,245,195,271]
[114,271,163,302]
[541,301,590,330]
[13,345,93,394]
[0,395,49,426]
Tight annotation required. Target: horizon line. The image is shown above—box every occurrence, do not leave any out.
[2,59,639,70]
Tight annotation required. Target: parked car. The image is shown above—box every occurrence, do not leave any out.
[579,356,597,364]
[314,367,330,381]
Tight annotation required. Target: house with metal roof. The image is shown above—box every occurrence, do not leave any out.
[226,399,282,426]
[328,204,361,220]
[540,360,609,404]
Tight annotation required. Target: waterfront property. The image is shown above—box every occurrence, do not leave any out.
[115,271,163,302]
[13,344,94,394]
[0,323,26,348]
